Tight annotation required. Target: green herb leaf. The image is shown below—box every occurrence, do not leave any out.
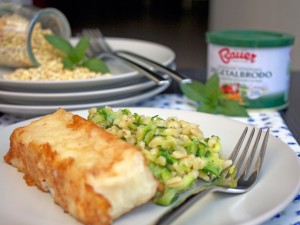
[180,80,206,102]
[217,99,249,117]
[44,34,73,55]
[204,74,221,103]
[44,34,110,74]
[180,74,249,117]
[62,58,75,69]
[73,37,90,62]
[82,58,110,73]
[196,102,217,114]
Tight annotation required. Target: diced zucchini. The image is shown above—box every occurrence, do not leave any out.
[159,150,177,165]
[87,107,237,206]
[154,188,178,206]
[176,174,196,191]
[203,157,224,176]
[197,142,208,157]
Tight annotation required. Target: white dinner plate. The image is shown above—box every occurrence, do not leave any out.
[0,108,299,225]
[0,84,169,116]
[0,79,156,105]
[0,37,175,92]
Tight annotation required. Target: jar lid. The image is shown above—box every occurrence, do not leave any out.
[206,30,294,48]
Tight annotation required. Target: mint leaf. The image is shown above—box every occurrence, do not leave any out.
[82,58,110,73]
[73,37,90,62]
[180,81,206,102]
[44,34,73,55]
[44,34,110,74]
[66,37,90,63]
[197,102,217,114]
[217,100,249,117]
[62,58,75,69]
[180,74,249,117]
[205,74,221,103]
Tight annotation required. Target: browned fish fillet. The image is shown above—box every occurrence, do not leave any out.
[4,108,158,225]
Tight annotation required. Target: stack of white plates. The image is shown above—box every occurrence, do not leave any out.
[0,38,174,116]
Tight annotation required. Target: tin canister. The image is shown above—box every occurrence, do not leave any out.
[206,30,295,110]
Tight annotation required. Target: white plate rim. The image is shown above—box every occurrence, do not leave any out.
[0,37,175,91]
[107,37,175,66]
[0,80,155,104]
[0,108,299,225]
[0,83,169,115]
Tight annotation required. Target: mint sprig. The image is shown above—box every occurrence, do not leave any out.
[180,74,249,117]
[44,34,110,73]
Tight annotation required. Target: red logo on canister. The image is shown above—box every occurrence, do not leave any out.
[218,48,256,64]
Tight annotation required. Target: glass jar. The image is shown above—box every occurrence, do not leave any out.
[0,3,71,68]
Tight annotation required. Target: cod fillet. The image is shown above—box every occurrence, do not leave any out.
[4,108,158,225]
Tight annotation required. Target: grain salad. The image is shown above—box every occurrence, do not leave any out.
[0,14,63,67]
[88,107,236,206]
[1,14,111,81]
[3,60,111,81]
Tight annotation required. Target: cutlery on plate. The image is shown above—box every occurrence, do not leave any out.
[154,127,270,225]
[82,28,191,84]
[115,50,191,83]
[82,29,169,86]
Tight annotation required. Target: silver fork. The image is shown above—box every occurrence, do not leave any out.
[154,127,270,225]
[82,28,191,84]
[82,28,169,86]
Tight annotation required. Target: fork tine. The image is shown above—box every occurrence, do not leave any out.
[237,128,269,181]
[237,128,261,180]
[234,128,255,177]
[254,128,270,174]
[82,28,113,56]
[223,127,248,178]
[228,127,248,161]
[82,29,103,58]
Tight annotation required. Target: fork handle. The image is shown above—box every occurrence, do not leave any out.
[107,53,170,85]
[115,50,192,84]
[153,187,217,225]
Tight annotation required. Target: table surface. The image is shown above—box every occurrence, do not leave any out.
[0,69,299,225]
[165,69,300,143]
